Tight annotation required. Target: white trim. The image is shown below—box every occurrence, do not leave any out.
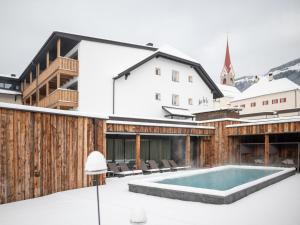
[197,118,251,124]
[128,165,294,197]
[0,102,108,119]
[227,116,300,128]
[106,132,210,136]
[106,120,215,129]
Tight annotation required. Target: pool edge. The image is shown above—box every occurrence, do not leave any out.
[128,168,296,204]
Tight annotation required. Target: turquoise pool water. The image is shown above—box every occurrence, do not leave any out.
[157,168,282,191]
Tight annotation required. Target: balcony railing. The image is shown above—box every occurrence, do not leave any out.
[37,88,78,109]
[23,57,79,98]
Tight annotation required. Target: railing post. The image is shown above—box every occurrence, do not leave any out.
[57,38,61,57]
[57,74,60,88]
[46,52,50,68]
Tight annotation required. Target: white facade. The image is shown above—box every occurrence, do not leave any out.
[75,40,216,119]
[114,57,213,118]
[214,84,241,109]
[231,77,300,119]
[77,40,154,116]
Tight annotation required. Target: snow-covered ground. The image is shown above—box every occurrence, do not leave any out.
[0,171,300,225]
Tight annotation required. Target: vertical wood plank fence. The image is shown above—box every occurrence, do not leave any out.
[0,107,106,204]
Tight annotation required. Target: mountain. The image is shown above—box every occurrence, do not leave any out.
[234,58,300,92]
[234,75,256,92]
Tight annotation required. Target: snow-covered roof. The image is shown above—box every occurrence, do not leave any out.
[226,115,300,127]
[158,45,199,64]
[0,102,108,119]
[232,77,299,102]
[0,89,21,95]
[217,84,241,98]
[162,106,195,118]
[0,74,18,79]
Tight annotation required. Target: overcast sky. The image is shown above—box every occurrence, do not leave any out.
[0,0,299,82]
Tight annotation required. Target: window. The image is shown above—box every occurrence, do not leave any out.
[262,100,268,106]
[272,99,278,104]
[188,75,193,83]
[155,67,161,76]
[172,94,179,106]
[172,70,179,82]
[280,98,286,103]
[240,104,245,108]
[188,98,193,105]
[250,102,256,107]
[155,93,161,101]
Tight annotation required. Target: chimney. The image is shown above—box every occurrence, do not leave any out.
[254,75,259,83]
[268,73,273,81]
[146,43,153,47]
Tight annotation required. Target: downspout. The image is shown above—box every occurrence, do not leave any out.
[113,78,115,114]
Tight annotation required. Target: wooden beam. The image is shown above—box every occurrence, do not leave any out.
[29,96,32,106]
[46,82,49,96]
[30,72,33,84]
[46,52,50,68]
[135,134,141,169]
[57,73,60,88]
[185,135,191,166]
[57,39,61,57]
[199,138,205,167]
[264,134,269,165]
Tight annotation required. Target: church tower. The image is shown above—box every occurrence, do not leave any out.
[220,38,235,86]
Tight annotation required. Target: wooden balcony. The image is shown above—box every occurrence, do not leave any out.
[23,57,79,98]
[37,89,78,109]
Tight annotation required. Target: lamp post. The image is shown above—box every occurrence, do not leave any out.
[85,151,107,225]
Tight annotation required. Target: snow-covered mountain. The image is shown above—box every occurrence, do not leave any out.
[234,58,300,92]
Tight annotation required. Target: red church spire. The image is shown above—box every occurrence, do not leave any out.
[224,39,232,73]
[220,37,235,86]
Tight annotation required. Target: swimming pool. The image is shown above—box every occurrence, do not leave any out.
[128,165,295,204]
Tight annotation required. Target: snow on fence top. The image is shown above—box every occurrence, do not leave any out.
[106,120,215,129]
[226,116,300,128]
[0,102,108,119]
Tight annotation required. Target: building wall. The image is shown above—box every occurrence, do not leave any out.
[0,94,22,104]
[214,96,233,109]
[231,90,299,115]
[114,57,214,118]
[77,40,153,115]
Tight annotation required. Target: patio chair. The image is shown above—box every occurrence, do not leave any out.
[107,162,133,177]
[161,160,176,171]
[168,160,190,170]
[149,160,170,172]
[118,162,142,175]
[281,158,295,167]
[141,161,160,174]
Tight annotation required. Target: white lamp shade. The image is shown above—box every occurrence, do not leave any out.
[85,151,107,175]
[130,208,147,224]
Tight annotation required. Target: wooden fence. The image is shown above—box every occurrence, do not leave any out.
[0,107,106,204]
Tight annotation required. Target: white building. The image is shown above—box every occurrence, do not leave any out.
[214,84,241,109]
[19,32,223,119]
[231,75,300,119]
[0,74,22,104]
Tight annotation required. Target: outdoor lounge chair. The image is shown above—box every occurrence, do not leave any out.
[161,160,176,171]
[118,162,142,175]
[281,158,295,167]
[107,162,133,177]
[148,160,170,172]
[141,161,160,174]
[168,160,190,170]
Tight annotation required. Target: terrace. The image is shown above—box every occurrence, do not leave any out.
[0,172,299,225]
